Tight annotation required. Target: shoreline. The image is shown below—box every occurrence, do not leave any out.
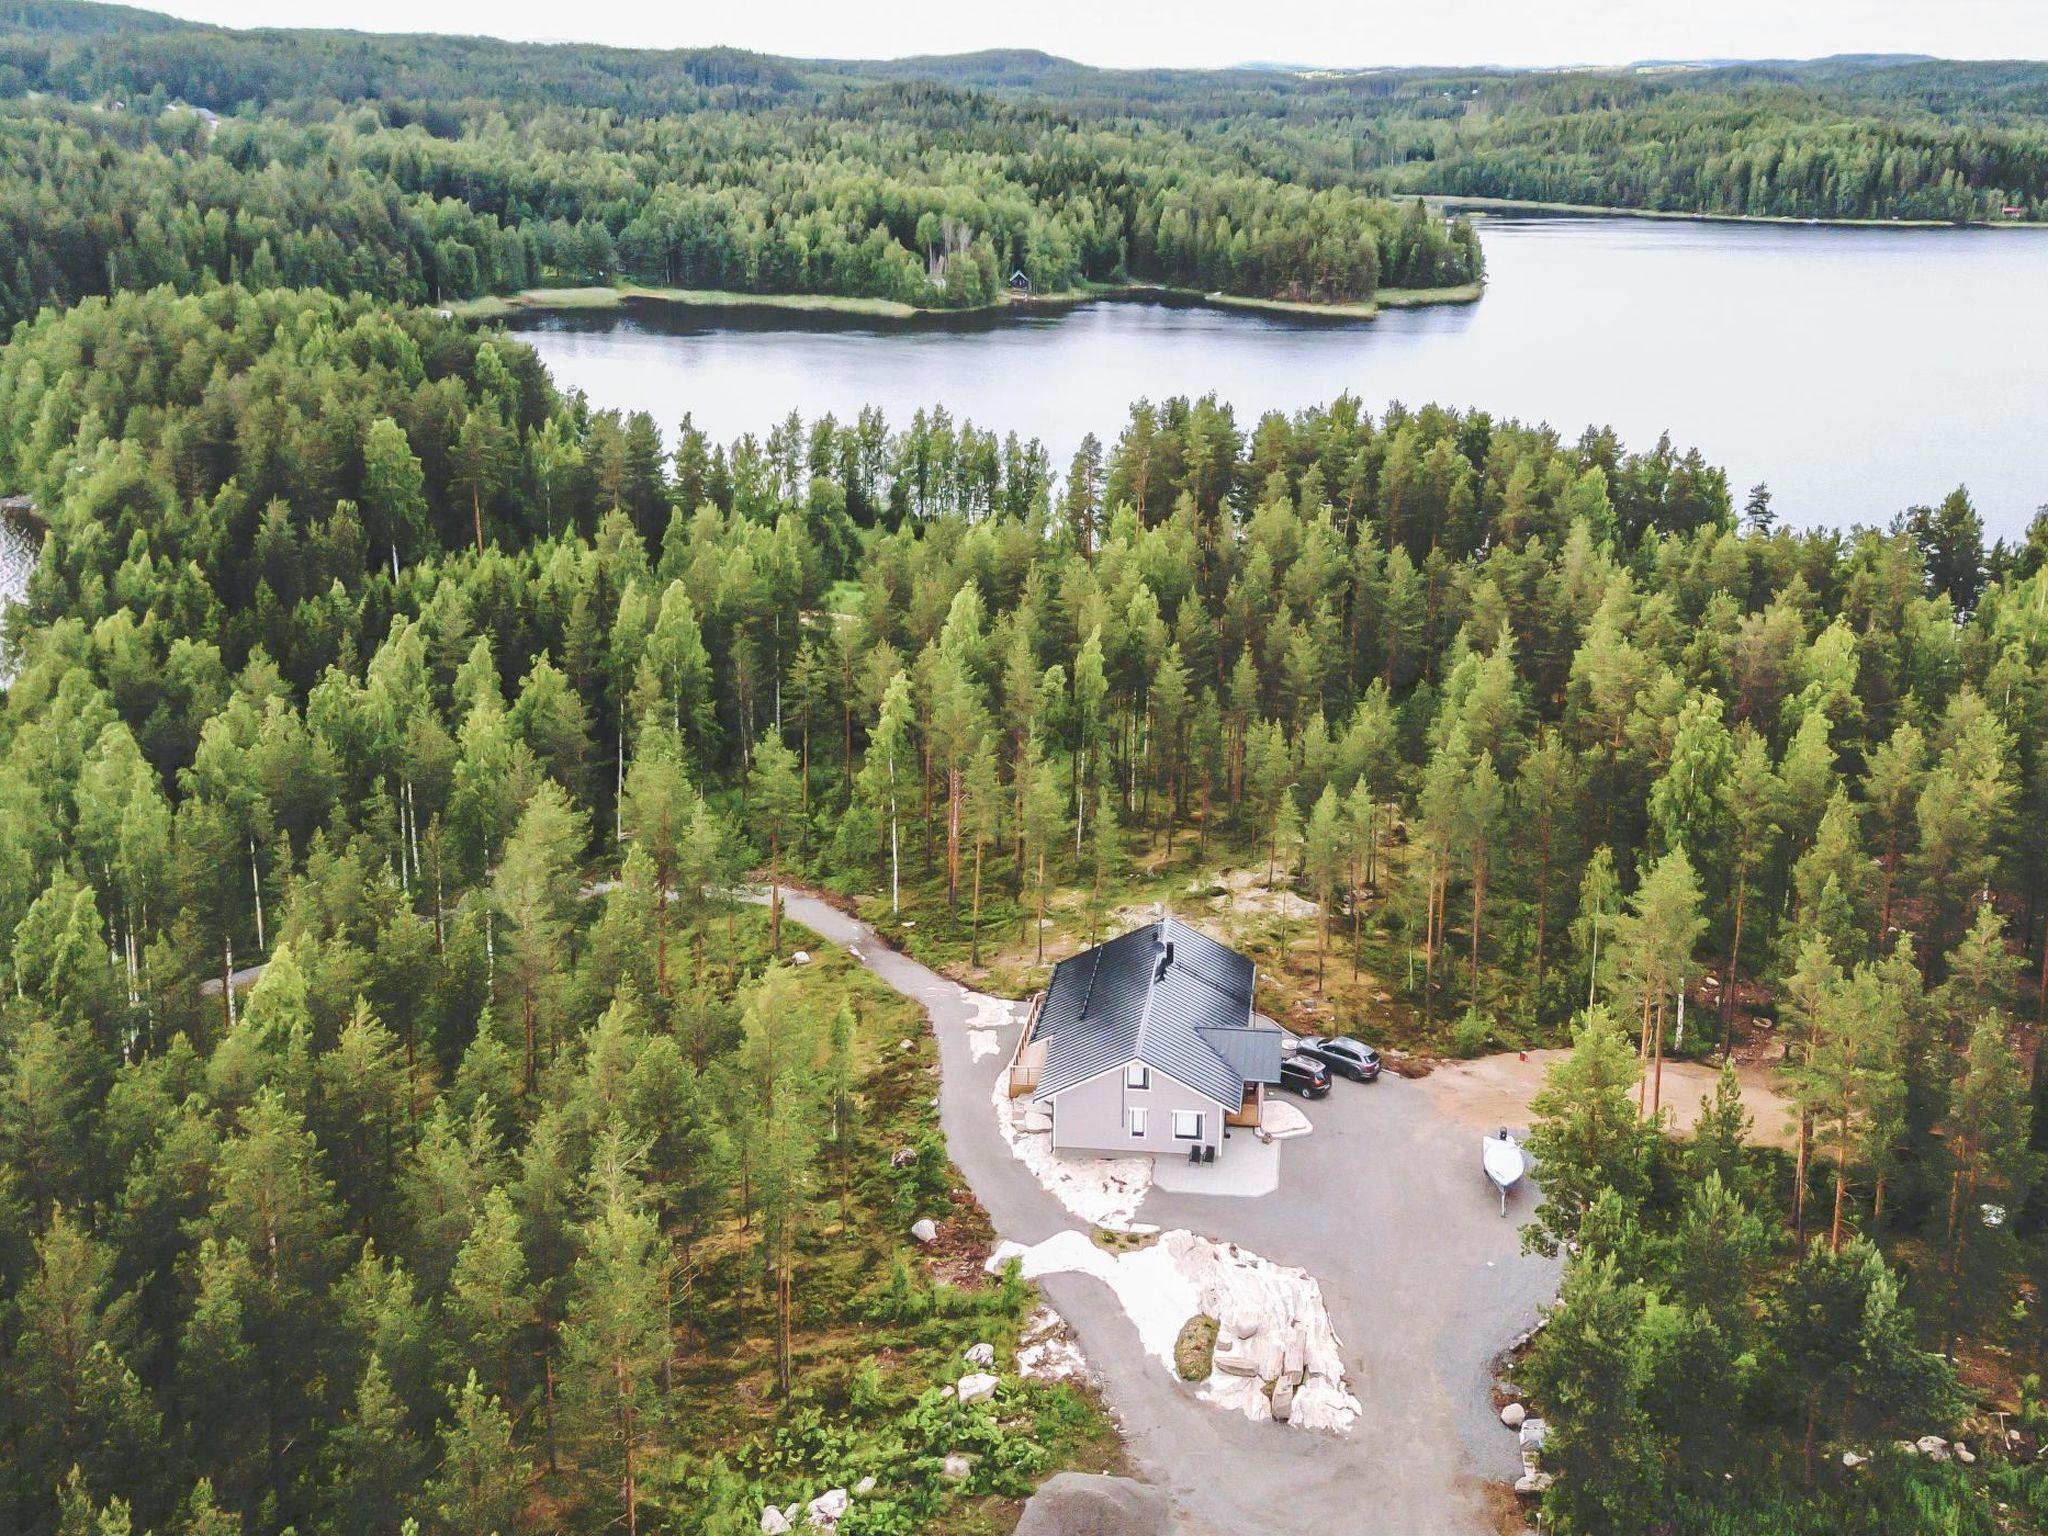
[447,276,1486,327]
[1423,193,2044,230]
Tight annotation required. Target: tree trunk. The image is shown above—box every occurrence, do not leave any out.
[1794,1110,1811,1244]
[1722,869,1748,1062]
[1830,1122,1850,1253]
[1036,849,1047,964]
[970,841,984,967]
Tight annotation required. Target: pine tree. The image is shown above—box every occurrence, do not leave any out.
[492,781,588,1094]
[430,1372,531,1536]
[1610,847,1705,1119]
[852,672,914,914]
[961,740,1002,966]
[324,1352,425,1536]
[1087,786,1125,944]
[445,1185,534,1406]
[1522,1008,1654,1258]
[1938,1011,2037,1350]
[1302,785,1346,991]
[749,732,803,953]
[561,1140,672,1536]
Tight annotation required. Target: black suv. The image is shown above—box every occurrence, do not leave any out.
[1296,1036,1382,1082]
[1278,1056,1331,1099]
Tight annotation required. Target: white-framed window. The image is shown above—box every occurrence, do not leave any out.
[1127,1107,1149,1138]
[1124,1063,1150,1090]
[1172,1110,1205,1141]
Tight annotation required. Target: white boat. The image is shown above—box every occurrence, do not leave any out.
[1482,1129,1527,1216]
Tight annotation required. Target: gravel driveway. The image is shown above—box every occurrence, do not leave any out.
[775,892,1560,1536]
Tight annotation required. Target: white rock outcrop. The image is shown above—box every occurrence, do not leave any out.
[991,1080,1152,1228]
[760,1508,791,1535]
[989,1228,1358,1434]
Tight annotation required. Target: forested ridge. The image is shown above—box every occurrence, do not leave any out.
[0,3,1484,332]
[0,279,2045,1532]
[3,3,2047,337]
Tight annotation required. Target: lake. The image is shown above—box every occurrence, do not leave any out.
[509,216,2048,539]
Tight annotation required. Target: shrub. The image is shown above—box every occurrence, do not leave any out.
[1451,1007,1493,1058]
[1174,1314,1218,1380]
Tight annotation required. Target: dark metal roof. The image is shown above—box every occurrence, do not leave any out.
[1032,914,1279,1105]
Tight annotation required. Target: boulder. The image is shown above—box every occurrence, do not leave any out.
[1270,1372,1296,1423]
[1955,1442,1977,1465]
[790,950,811,966]
[1500,1402,1527,1430]
[1518,1416,1548,1453]
[957,1372,999,1404]
[964,1342,996,1367]
[760,1509,792,1535]
[890,1147,917,1169]
[1895,1439,1921,1455]
[941,1453,976,1482]
[1841,1451,1868,1469]
[1514,1472,1555,1496]
[1210,1333,1260,1377]
[1916,1434,1952,1462]
[1013,1472,1172,1536]
[853,1476,876,1496]
[898,1039,914,1051]
[910,1218,939,1245]
[806,1489,848,1527]
[1022,1109,1054,1133]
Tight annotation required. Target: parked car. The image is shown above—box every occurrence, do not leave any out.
[1278,1056,1331,1099]
[1296,1036,1382,1082]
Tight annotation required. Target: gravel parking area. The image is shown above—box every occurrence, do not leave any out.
[775,892,1560,1536]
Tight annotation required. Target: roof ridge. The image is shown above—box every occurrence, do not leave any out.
[1130,920,1165,1066]
[1139,910,1242,1086]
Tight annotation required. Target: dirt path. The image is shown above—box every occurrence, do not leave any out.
[1423,1049,1799,1150]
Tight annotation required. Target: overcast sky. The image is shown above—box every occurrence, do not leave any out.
[125,0,2048,70]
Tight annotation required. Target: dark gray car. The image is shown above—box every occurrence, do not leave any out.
[1296,1036,1382,1082]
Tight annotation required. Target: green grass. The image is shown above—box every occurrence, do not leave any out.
[1174,1315,1219,1382]
[1196,290,1380,319]
[1374,281,1486,307]
[1426,194,2025,229]
[444,275,1485,328]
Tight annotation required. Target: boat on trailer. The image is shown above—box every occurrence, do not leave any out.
[1482,1128,1527,1216]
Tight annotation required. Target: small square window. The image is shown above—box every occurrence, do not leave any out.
[1125,1063,1150,1090]
[1128,1107,1149,1137]
[1172,1110,1204,1141]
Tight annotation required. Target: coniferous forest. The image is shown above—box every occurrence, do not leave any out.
[0,7,2045,1536]
[1,3,2047,331]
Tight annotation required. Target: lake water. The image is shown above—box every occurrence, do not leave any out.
[510,217,2048,539]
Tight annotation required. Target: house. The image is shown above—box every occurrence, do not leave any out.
[1008,269,1033,293]
[1006,916,1283,1159]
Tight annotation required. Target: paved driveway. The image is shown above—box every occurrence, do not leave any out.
[775,893,1559,1536]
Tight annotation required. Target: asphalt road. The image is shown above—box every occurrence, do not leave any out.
[775,892,1560,1536]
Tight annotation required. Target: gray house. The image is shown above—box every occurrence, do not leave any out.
[1006,916,1283,1158]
